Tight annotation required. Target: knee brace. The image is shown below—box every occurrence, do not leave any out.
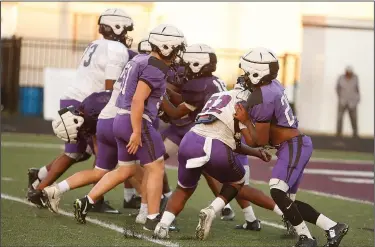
[65,152,91,162]
[294,200,320,224]
[270,188,303,226]
[219,184,240,204]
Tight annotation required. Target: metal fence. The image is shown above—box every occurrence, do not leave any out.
[19,38,90,87]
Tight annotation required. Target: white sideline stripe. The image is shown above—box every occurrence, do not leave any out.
[251,180,374,205]
[304,169,374,178]
[331,177,374,184]
[2,141,373,165]
[0,194,180,247]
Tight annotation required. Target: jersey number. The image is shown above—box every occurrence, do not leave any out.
[202,95,232,114]
[280,94,295,126]
[82,43,99,67]
[119,63,133,95]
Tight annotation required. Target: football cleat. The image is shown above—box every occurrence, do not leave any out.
[196,206,216,240]
[283,215,298,237]
[143,215,161,231]
[323,223,349,247]
[27,188,47,208]
[73,196,93,224]
[221,207,235,221]
[91,199,120,214]
[153,222,170,239]
[28,168,40,190]
[294,235,318,247]
[123,195,141,209]
[42,185,62,213]
[235,219,261,231]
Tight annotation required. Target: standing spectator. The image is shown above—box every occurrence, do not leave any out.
[336,66,360,138]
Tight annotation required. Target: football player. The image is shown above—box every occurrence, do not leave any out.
[234,47,349,247]
[27,8,134,213]
[73,24,186,231]
[153,81,277,240]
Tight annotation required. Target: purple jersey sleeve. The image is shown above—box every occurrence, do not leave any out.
[139,64,166,91]
[128,50,138,60]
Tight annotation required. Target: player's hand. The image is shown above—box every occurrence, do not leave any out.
[234,103,250,124]
[258,148,272,162]
[127,132,142,155]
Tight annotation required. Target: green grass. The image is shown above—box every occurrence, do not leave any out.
[1,134,374,246]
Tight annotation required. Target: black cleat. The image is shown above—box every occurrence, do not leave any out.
[28,168,40,190]
[221,207,235,221]
[91,199,120,214]
[123,195,141,209]
[324,223,349,247]
[169,219,180,232]
[235,220,261,231]
[143,215,161,231]
[27,188,47,209]
[282,215,298,237]
[73,196,93,224]
[294,235,317,247]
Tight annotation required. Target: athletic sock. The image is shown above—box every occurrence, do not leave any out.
[210,197,226,214]
[57,180,70,193]
[316,214,337,231]
[38,166,48,180]
[243,205,257,222]
[160,211,175,226]
[147,213,159,220]
[273,205,283,216]
[124,188,135,202]
[294,222,313,239]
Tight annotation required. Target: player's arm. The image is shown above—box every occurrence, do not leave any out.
[166,85,183,105]
[161,97,192,120]
[131,80,151,133]
[105,43,129,91]
[235,103,270,147]
[235,143,272,162]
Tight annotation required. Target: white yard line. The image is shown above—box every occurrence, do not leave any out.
[1,193,180,247]
[2,141,373,165]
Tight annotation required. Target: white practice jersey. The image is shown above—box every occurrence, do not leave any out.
[63,39,129,102]
[99,78,121,119]
[192,88,250,149]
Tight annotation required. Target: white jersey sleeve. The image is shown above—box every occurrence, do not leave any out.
[63,39,128,102]
[192,89,250,149]
[98,78,122,119]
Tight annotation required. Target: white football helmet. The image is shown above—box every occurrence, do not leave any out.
[239,47,279,85]
[52,108,84,143]
[182,44,217,78]
[137,38,152,54]
[148,24,185,59]
[98,8,134,47]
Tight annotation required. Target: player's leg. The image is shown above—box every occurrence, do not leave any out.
[138,120,166,231]
[336,104,346,137]
[195,138,246,240]
[348,106,358,138]
[154,131,204,239]
[270,135,319,247]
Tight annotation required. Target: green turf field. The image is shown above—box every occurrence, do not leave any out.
[1,133,374,247]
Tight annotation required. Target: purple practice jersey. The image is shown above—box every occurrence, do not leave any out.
[181,75,227,122]
[247,80,298,128]
[128,49,138,60]
[116,54,169,122]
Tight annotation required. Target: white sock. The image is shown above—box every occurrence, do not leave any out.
[316,214,337,231]
[224,203,232,209]
[210,197,226,214]
[135,190,140,197]
[273,205,283,216]
[140,203,148,214]
[147,213,159,220]
[160,211,175,226]
[294,221,313,239]
[57,180,70,193]
[164,191,172,198]
[242,205,257,222]
[124,188,135,202]
[38,166,48,180]
[86,195,95,204]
